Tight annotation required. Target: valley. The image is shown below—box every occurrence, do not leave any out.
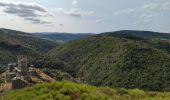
[33,32,93,42]
[1,29,170,100]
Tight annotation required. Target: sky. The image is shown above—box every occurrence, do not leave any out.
[0,0,169,33]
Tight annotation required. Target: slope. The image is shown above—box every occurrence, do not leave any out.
[2,81,170,100]
[45,36,170,91]
[0,28,59,66]
[102,30,170,55]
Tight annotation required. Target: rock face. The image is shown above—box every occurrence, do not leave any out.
[28,67,55,83]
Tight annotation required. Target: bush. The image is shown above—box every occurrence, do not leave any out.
[3,81,170,100]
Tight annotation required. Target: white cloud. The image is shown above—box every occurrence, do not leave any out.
[142,2,170,11]
[114,2,170,17]
[134,19,151,25]
[92,19,102,23]
[54,8,65,13]
[115,1,170,26]
[72,0,78,6]
[0,1,52,25]
[54,8,93,17]
[140,13,159,19]
[114,8,136,15]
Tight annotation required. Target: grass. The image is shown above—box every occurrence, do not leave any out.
[2,81,170,100]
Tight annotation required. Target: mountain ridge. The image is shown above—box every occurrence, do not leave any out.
[33,32,94,41]
[101,30,170,40]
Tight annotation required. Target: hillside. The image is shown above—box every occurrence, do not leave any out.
[2,81,170,100]
[102,30,170,40]
[102,30,170,55]
[43,35,170,91]
[0,28,59,66]
[33,32,93,41]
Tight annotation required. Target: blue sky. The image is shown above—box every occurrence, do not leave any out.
[0,0,169,33]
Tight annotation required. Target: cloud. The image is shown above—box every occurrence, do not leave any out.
[72,0,78,6]
[92,19,102,23]
[67,9,82,17]
[59,24,63,27]
[54,8,93,17]
[115,1,169,26]
[142,2,170,11]
[140,13,159,19]
[0,1,52,25]
[114,8,136,15]
[54,8,65,13]
[114,2,170,17]
[134,19,151,25]
[24,18,52,25]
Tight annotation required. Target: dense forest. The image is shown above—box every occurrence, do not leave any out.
[35,33,170,91]
[102,30,170,40]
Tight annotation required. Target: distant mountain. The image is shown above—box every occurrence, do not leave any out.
[101,30,170,54]
[36,30,170,91]
[33,32,94,41]
[0,28,59,66]
[101,30,170,40]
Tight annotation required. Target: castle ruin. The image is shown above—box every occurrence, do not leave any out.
[5,55,29,89]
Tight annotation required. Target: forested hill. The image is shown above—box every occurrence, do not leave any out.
[101,30,170,54]
[44,34,170,91]
[33,32,94,41]
[101,30,170,40]
[0,28,59,66]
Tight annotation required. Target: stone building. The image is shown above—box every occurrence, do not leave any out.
[5,55,29,89]
[18,55,28,76]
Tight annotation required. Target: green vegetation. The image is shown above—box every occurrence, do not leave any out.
[102,30,170,40]
[0,28,59,66]
[40,36,170,91]
[2,81,170,100]
[42,68,73,81]
[33,32,93,41]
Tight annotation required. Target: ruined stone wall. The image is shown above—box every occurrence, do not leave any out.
[5,72,16,82]
[12,79,27,89]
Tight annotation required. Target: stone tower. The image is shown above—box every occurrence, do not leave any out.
[18,55,28,76]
